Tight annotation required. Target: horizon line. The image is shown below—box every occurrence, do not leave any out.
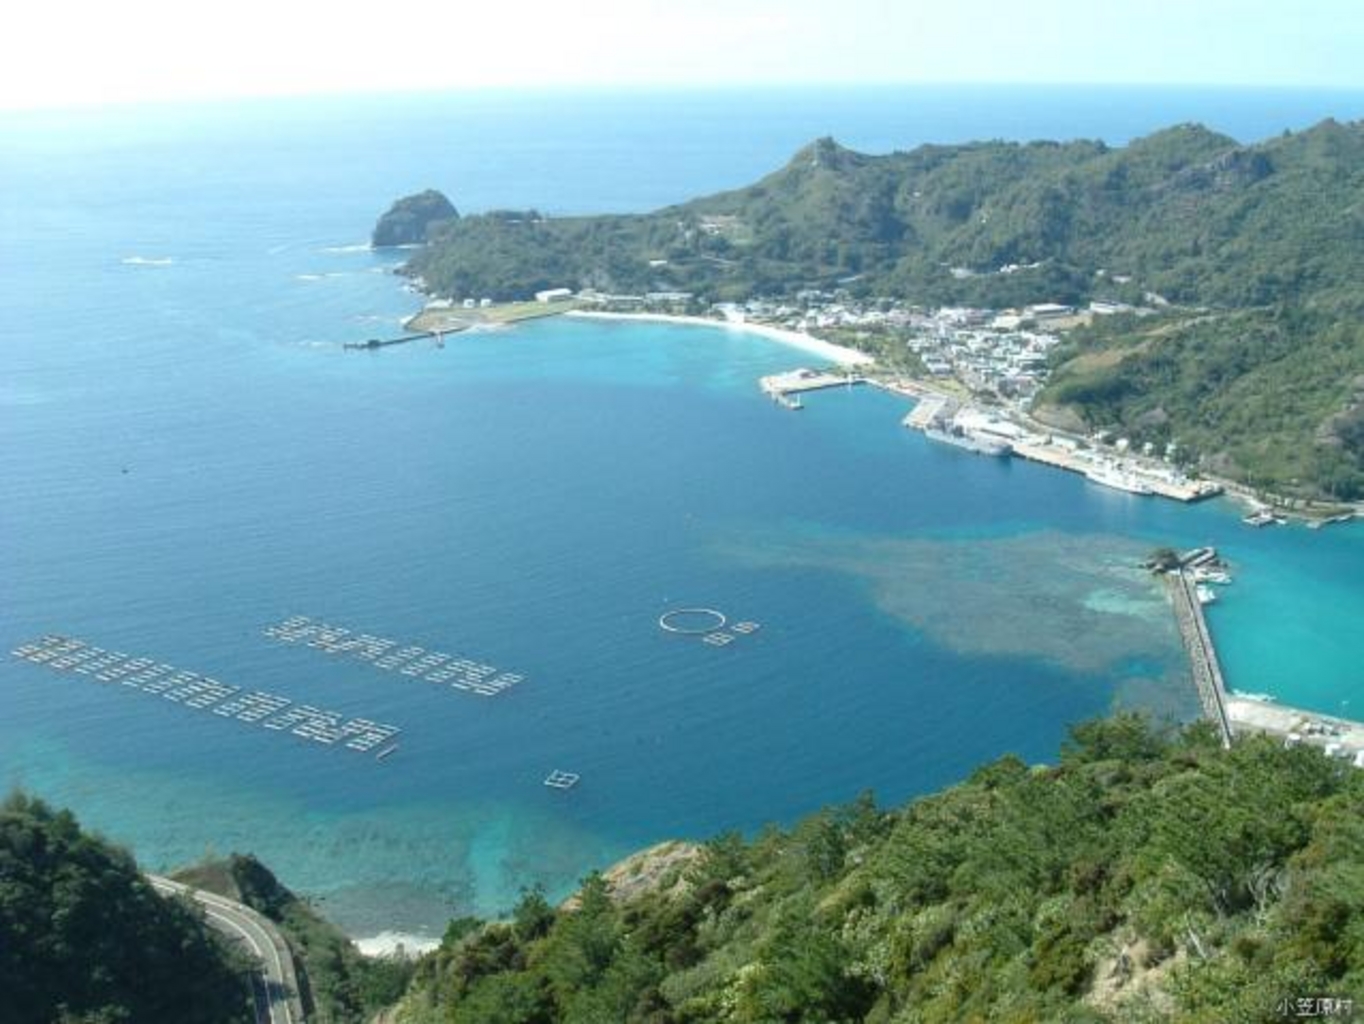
[5,79,1364,117]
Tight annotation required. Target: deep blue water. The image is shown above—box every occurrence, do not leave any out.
[3,86,1364,938]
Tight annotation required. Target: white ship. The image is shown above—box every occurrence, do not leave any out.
[923,423,1012,457]
[1084,463,1153,495]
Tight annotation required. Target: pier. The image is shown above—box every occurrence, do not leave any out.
[1165,570,1233,748]
[759,368,863,408]
[264,615,525,697]
[11,634,401,757]
[343,331,439,351]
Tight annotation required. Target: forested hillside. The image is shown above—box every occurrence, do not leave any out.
[394,121,1364,497]
[0,793,250,1024]
[388,718,1364,1023]
[404,121,1364,310]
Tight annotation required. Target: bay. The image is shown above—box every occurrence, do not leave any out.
[3,85,1363,939]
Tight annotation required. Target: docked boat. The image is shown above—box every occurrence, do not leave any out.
[1195,584,1218,605]
[1084,463,1153,495]
[1242,509,1285,527]
[923,424,1012,457]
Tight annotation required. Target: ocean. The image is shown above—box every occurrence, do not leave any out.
[4,85,1364,940]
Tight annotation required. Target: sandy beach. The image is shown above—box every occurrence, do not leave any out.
[566,310,875,367]
[354,930,441,958]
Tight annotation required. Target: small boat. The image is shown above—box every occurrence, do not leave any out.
[1241,509,1283,527]
[1195,584,1217,605]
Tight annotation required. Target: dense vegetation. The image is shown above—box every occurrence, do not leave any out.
[403,122,1364,314]
[388,717,1364,1023]
[393,121,1364,497]
[174,853,416,1024]
[1037,303,1364,498]
[0,792,250,1024]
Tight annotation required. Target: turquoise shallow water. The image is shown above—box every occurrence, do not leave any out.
[3,87,1364,939]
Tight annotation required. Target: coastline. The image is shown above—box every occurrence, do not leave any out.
[565,310,875,367]
[466,305,1356,520]
[354,930,441,959]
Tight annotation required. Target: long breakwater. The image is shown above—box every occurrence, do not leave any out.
[1165,571,1233,748]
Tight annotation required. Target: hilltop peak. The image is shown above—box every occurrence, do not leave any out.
[787,136,866,173]
[372,189,459,247]
[1123,122,1237,159]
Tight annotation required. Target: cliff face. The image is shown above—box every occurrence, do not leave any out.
[372,189,459,247]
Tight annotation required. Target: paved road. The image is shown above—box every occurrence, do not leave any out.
[149,874,305,1024]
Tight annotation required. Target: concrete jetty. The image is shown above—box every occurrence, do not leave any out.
[1224,698,1364,761]
[902,395,956,429]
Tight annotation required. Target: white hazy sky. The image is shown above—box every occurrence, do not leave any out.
[3,0,1361,110]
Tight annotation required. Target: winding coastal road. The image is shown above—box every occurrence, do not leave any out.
[149,875,306,1024]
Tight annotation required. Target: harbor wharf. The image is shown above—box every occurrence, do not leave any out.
[1159,558,1364,761]
[1224,698,1364,761]
[1165,569,1233,748]
[1013,440,1218,502]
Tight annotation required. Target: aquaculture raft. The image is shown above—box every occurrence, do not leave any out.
[544,769,580,790]
[659,607,761,648]
[264,615,524,697]
[11,634,401,757]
